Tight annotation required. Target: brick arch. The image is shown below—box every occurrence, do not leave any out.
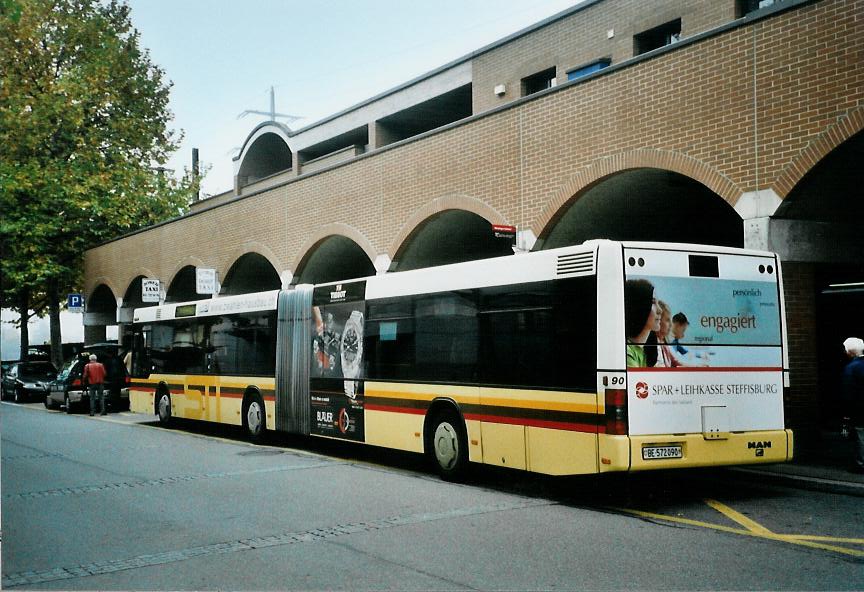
[772,106,864,199]
[291,223,378,272]
[221,242,283,279]
[85,278,120,305]
[166,256,209,288]
[532,149,742,239]
[388,193,509,260]
[119,269,158,303]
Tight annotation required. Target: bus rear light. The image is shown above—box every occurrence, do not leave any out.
[605,388,628,435]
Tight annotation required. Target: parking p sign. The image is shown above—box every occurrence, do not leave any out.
[67,293,85,312]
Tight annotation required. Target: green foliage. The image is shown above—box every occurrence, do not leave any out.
[0,0,198,332]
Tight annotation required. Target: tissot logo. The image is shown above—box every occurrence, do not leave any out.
[330,284,347,301]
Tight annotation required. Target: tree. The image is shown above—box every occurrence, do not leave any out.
[0,0,199,366]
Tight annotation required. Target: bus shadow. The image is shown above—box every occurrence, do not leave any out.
[141,418,783,512]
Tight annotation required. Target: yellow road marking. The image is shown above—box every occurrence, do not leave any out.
[705,499,774,535]
[613,505,864,558]
[785,534,864,544]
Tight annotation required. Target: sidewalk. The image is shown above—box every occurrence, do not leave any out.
[726,430,864,497]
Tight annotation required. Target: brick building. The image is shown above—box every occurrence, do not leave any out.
[85,0,864,449]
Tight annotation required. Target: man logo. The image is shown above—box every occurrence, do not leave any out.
[748,441,771,457]
[635,382,649,399]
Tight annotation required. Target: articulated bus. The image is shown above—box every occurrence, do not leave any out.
[129,240,793,478]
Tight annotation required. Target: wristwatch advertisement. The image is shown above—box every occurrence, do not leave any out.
[309,282,366,442]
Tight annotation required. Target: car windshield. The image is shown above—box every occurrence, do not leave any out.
[19,362,57,378]
[56,358,80,382]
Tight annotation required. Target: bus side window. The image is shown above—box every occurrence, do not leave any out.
[414,291,478,383]
[365,300,415,381]
[478,277,596,391]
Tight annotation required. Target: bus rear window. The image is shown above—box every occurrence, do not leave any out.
[624,251,782,369]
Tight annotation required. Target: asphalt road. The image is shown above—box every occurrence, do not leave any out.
[2,401,863,590]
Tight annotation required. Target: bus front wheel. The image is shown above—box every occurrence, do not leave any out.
[428,410,468,481]
[157,390,172,426]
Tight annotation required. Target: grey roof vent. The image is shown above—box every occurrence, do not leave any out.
[556,252,595,277]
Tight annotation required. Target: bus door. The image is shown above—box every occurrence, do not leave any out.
[623,247,789,468]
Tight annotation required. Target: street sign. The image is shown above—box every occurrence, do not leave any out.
[492,224,517,244]
[142,279,161,303]
[196,268,218,295]
[67,293,85,313]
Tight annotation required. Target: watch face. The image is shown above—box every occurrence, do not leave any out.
[342,329,359,365]
[340,312,364,379]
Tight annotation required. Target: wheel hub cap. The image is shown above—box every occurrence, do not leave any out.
[434,422,458,470]
[159,395,170,418]
[247,402,262,434]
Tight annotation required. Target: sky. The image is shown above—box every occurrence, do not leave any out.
[126,0,582,197]
[2,0,582,360]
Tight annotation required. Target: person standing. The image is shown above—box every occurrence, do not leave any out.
[841,337,864,473]
[83,354,107,416]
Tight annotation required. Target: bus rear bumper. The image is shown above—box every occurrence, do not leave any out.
[599,429,793,472]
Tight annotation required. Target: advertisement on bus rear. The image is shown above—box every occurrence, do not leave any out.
[623,251,784,435]
[310,282,366,441]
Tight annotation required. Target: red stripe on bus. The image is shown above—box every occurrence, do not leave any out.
[365,403,426,415]
[367,404,598,433]
[633,367,783,373]
[132,387,275,401]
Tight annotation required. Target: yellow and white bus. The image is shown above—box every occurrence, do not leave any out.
[129,240,793,479]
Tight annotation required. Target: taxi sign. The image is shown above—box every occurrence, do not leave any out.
[142,279,161,303]
[196,268,217,295]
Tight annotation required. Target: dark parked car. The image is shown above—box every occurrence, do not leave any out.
[46,351,129,413]
[1,361,58,403]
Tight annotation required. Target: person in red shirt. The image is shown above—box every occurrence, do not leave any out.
[82,354,107,416]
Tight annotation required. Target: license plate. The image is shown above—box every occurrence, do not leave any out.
[642,445,683,460]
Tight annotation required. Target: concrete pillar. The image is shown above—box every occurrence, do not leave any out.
[372,121,399,149]
[280,270,294,289]
[736,189,781,252]
[374,254,392,275]
[515,229,537,253]
[84,325,107,345]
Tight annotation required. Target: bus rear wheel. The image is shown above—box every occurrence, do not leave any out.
[243,393,266,443]
[428,410,468,481]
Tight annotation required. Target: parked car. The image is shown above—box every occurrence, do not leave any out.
[46,350,129,413]
[1,360,17,376]
[1,361,58,403]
